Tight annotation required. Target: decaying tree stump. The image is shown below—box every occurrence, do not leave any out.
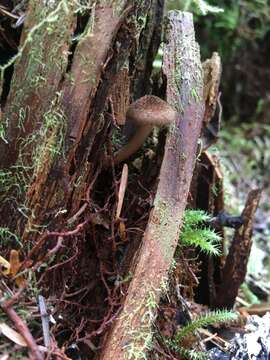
[0,1,161,356]
[100,11,205,359]
[0,0,151,236]
[0,1,260,358]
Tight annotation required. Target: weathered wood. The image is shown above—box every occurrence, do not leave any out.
[100,11,205,359]
[202,52,222,150]
[191,151,225,306]
[214,188,262,309]
[1,1,152,239]
[132,0,165,99]
[0,0,75,230]
[0,0,75,168]
[21,4,131,235]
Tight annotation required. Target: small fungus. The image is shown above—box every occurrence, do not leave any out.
[113,95,177,165]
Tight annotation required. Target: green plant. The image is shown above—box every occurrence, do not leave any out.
[180,210,221,255]
[187,0,223,15]
[173,347,208,360]
[167,0,223,15]
[0,227,22,247]
[175,309,237,342]
[170,310,237,359]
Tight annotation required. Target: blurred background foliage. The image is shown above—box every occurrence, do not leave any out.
[166,0,270,194]
[166,0,270,123]
[166,0,270,286]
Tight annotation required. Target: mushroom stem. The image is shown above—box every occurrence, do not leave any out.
[113,124,153,165]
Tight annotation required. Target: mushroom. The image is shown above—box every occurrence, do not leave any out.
[112,95,177,165]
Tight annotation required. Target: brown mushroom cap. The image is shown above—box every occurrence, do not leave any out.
[126,95,177,127]
[110,95,178,166]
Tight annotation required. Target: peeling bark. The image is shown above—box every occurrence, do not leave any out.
[132,0,165,99]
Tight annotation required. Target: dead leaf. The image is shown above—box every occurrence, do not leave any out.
[116,164,128,220]
[119,221,127,242]
[0,256,10,275]
[0,323,27,347]
[9,250,21,276]
[8,250,26,288]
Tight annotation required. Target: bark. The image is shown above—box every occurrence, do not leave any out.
[191,151,225,307]
[0,2,154,356]
[132,0,165,99]
[0,0,149,237]
[214,188,262,309]
[100,11,205,359]
[0,0,75,168]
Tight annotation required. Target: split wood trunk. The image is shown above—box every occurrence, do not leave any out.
[99,11,205,359]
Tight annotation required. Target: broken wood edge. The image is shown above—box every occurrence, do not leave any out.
[213,188,262,309]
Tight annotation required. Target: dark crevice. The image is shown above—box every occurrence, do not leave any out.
[65,13,90,73]
[0,12,22,107]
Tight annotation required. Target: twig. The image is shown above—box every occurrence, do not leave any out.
[38,295,51,348]
[1,299,44,360]
[32,236,64,272]
[67,203,88,225]
[217,92,222,125]
[0,5,20,19]
[25,220,89,263]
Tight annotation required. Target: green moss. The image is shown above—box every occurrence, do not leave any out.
[179,209,221,255]
[32,104,66,175]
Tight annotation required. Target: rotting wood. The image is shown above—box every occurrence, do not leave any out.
[132,0,165,99]
[110,68,130,126]
[0,0,75,230]
[1,2,140,241]
[61,5,126,150]
[214,188,262,309]
[201,52,222,150]
[191,151,225,307]
[100,11,205,359]
[22,4,129,234]
[0,0,75,169]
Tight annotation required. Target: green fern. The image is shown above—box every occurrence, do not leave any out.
[183,210,211,226]
[181,228,221,255]
[168,310,237,359]
[175,310,237,343]
[180,210,221,255]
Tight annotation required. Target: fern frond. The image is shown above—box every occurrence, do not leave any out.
[181,228,221,255]
[175,310,238,343]
[176,347,208,360]
[183,210,211,228]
